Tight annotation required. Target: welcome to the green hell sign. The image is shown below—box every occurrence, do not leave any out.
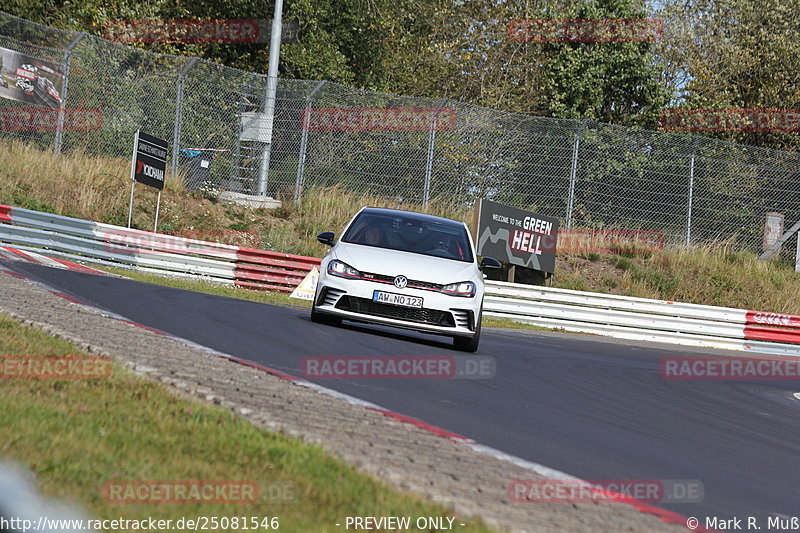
[475,199,560,274]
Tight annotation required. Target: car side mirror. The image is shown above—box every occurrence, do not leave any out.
[479,257,502,270]
[317,231,335,246]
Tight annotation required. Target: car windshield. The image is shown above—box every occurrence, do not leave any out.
[342,212,474,263]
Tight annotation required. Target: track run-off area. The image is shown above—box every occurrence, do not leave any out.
[3,260,800,532]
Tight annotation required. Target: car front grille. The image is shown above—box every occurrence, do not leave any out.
[360,272,444,292]
[335,296,456,327]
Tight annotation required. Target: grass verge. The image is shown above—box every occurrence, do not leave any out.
[101,267,312,309]
[0,313,495,532]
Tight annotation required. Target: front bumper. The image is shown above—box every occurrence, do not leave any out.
[314,276,480,338]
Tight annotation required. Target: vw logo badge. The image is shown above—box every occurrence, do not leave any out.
[393,275,408,289]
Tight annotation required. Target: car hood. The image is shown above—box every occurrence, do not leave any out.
[333,242,479,284]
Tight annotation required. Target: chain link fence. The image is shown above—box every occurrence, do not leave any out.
[2,11,800,253]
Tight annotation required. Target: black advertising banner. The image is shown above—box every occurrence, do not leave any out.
[475,199,560,273]
[132,130,168,190]
[0,46,65,109]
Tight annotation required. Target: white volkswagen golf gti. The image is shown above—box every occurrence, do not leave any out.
[311,207,500,352]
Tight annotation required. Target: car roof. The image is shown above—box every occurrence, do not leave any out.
[359,207,465,229]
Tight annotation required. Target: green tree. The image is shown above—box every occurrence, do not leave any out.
[539,0,670,126]
[405,0,669,126]
[282,0,448,90]
[4,0,670,126]
[654,0,800,149]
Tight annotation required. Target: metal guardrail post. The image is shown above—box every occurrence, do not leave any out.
[293,80,326,207]
[53,32,87,154]
[170,58,198,180]
[423,99,449,208]
[566,119,588,229]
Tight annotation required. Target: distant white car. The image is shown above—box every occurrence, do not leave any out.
[311,207,500,352]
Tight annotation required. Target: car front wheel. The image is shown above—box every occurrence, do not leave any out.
[453,312,481,352]
[311,305,341,326]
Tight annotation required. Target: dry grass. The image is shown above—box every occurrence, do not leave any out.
[549,240,800,314]
[621,243,800,313]
[0,140,125,218]
[0,139,187,227]
[0,139,467,257]
[0,313,497,532]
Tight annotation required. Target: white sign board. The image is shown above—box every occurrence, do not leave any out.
[240,112,272,143]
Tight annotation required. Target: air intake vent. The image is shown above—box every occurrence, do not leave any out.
[335,296,455,327]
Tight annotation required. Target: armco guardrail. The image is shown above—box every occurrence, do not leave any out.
[0,204,318,292]
[1,203,798,355]
[483,281,800,355]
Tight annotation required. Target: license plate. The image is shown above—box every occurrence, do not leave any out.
[372,290,423,308]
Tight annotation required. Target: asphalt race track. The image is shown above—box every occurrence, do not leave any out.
[6,260,800,528]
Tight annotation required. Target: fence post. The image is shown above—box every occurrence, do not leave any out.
[293,80,326,207]
[566,119,588,229]
[685,144,697,246]
[796,233,800,273]
[256,0,285,197]
[423,99,449,208]
[53,31,87,154]
[686,151,694,246]
[760,218,800,260]
[170,57,198,180]
[233,100,245,190]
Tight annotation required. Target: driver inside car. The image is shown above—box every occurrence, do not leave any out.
[363,225,386,246]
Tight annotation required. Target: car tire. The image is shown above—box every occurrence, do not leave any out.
[311,305,341,326]
[453,312,481,352]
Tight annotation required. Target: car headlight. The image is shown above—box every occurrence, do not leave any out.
[327,259,361,279]
[441,281,476,297]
